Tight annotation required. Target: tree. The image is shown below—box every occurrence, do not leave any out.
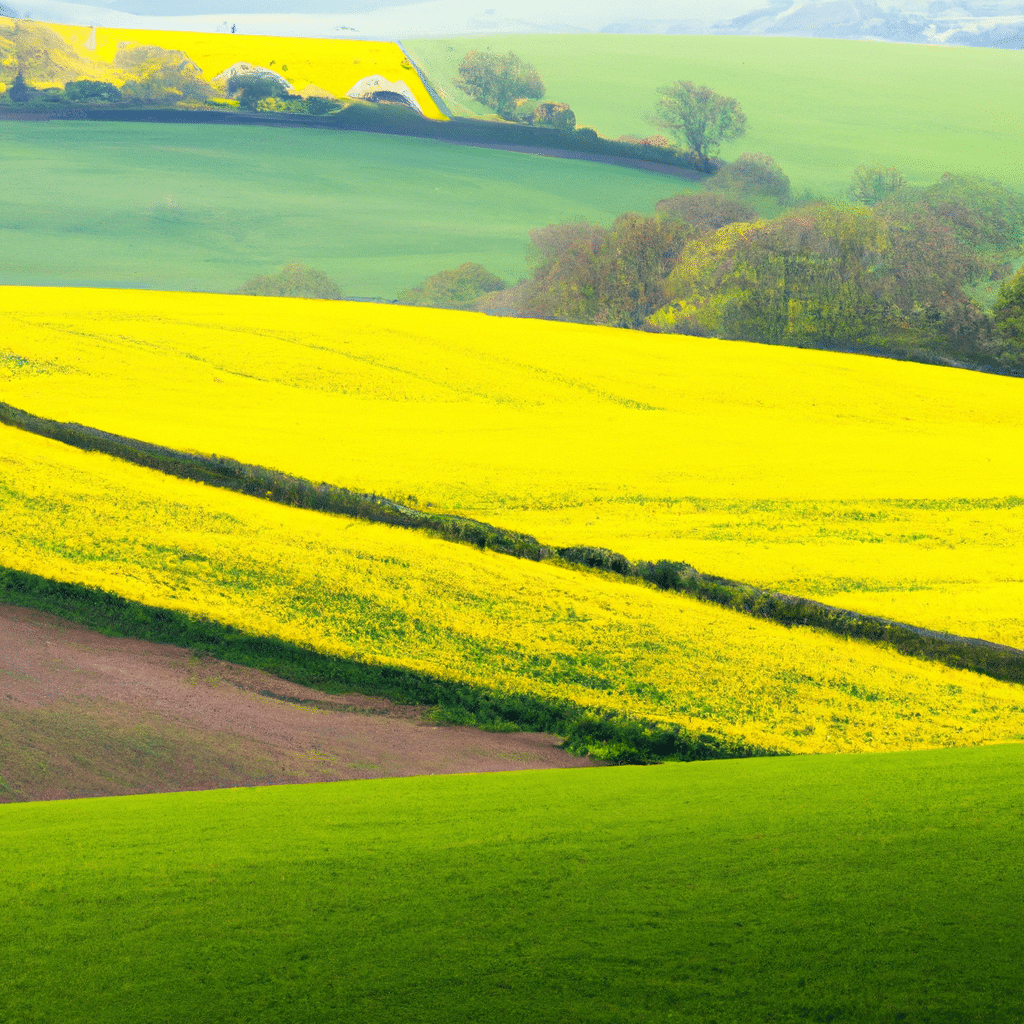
[456,50,544,119]
[709,153,791,203]
[237,262,342,300]
[64,79,122,103]
[530,101,575,130]
[850,164,906,206]
[648,81,747,170]
[8,71,33,103]
[993,266,1024,351]
[227,71,288,110]
[654,192,757,235]
[397,263,507,309]
[521,214,692,328]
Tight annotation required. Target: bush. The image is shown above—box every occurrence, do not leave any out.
[8,71,32,103]
[397,263,507,310]
[850,163,906,206]
[64,79,122,103]
[709,152,791,203]
[226,71,288,110]
[530,101,576,130]
[991,266,1024,367]
[654,192,758,234]
[456,49,544,118]
[237,262,342,300]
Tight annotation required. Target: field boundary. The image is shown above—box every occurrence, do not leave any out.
[4,399,1023,685]
[0,565,779,765]
[0,103,706,179]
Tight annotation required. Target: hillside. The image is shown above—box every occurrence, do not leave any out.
[0,121,694,298]
[3,286,1022,651]
[405,35,1024,198]
[1,16,444,116]
[2,745,1022,1022]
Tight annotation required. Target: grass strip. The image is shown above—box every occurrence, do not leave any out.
[4,400,1021,685]
[0,564,778,765]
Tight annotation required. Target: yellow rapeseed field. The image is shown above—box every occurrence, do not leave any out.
[24,19,444,118]
[2,286,1022,647]
[3,422,1022,755]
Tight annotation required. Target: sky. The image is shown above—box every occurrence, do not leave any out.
[7,0,761,36]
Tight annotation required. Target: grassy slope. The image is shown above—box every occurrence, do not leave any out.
[2,745,1023,1023]
[3,286,1023,649]
[404,35,1024,199]
[8,421,1023,755]
[0,121,694,298]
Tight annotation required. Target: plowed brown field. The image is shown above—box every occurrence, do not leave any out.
[0,603,603,803]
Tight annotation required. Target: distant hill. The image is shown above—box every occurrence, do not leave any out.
[712,0,1024,47]
[5,0,1023,46]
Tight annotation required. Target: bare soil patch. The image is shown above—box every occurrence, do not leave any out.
[0,603,604,803]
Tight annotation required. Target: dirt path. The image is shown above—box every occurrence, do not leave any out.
[0,603,603,803]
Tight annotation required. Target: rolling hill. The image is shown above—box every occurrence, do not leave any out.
[3,286,1022,651]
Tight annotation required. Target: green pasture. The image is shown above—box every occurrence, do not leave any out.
[2,744,1022,1023]
[0,120,694,298]
[405,35,1024,200]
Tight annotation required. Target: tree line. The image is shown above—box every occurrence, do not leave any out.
[403,161,1024,375]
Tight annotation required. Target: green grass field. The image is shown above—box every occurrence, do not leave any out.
[0,120,695,298]
[2,744,1022,1023]
[405,35,1024,200]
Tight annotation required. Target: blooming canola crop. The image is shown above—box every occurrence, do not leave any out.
[2,423,1022,756]
[20,20,445,119]
[2,286,1022,647]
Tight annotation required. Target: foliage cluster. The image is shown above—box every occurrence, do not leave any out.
[237,262,342,300]
[454,48,579,130]
[397,262,507,310]
[516,212,693,329]
[485,169,1024,373]
[455,48,544,119]
[648,79,747,170]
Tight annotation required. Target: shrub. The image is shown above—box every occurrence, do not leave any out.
[530,101,576,130]
[709,152,791,203]
[8,71,32,103]
[64,79,122,103]
[456,49,544,119]
[237,262,342,300]
[226,71,288,110]
[397,263,507,310]
[654,192,758,234]
[850,163,906,206]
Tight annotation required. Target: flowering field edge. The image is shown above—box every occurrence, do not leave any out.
[4,399,1022,688]
[0,565,783,766]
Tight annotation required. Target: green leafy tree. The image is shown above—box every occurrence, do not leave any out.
[530,101,575,130]
[456,50,544,119]
[850,164,906,206]
[227,71,289,110]
[237,262,342,300]
[654,192,757,234]
[709,153,791,203]
[648,81,747,170]
[993,266,1024,351]
[64,79,122,103]
[397,263,507,309]
[522,214,692,329]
